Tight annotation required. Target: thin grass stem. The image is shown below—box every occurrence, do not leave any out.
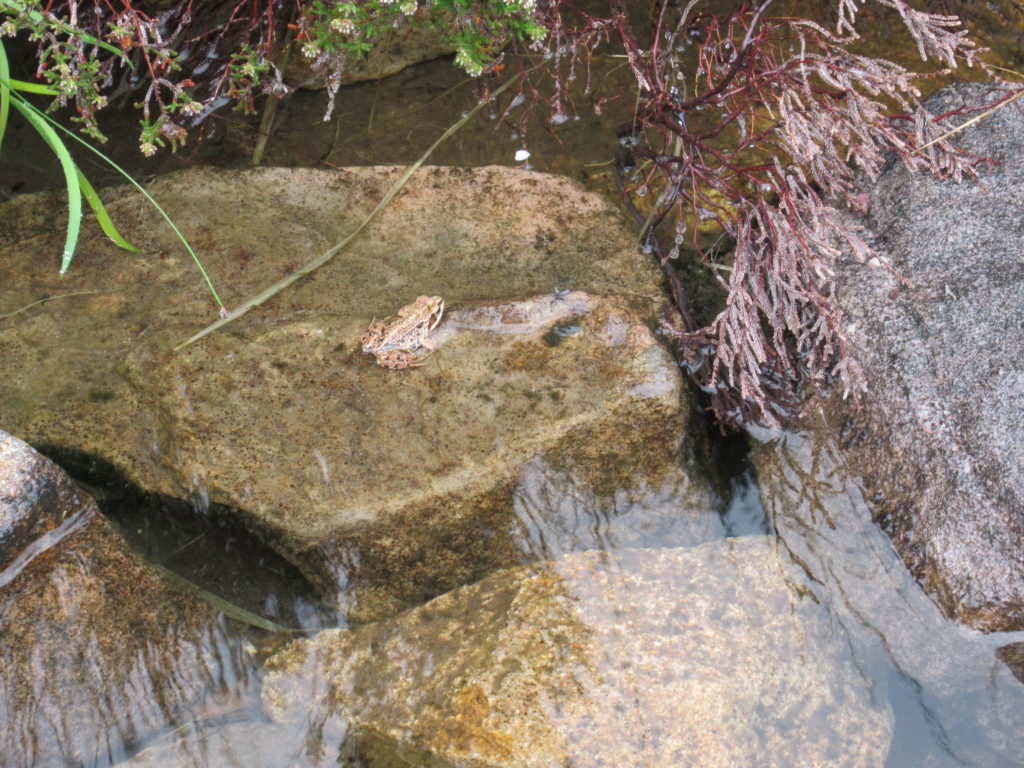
[19,97,227,310]
[174,72,526,351]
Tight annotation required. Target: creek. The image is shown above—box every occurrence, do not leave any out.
[2,26,1024,768]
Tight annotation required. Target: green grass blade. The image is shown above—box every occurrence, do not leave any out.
[9,78,59,95]
[10,95,82,274]
[14,95,225,309]
[12,96,224,309]
[148,562,298,634]
[77,169,140,252]
[0,40,9,154]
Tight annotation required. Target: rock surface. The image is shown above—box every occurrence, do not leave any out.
[796,83,1024,631]
[0,430,239,768]
[750,426,1024,767]
[0,430,95,571]
[123,288,704,614]
[263,537,894,768]
[0,166,712,617]
[126,289,707,615]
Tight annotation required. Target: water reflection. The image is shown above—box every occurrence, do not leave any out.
[510,456,722,559]
[0,523,266,768]
[751,422,1024,767]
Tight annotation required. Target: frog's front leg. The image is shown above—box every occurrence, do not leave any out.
[361,319,388,354]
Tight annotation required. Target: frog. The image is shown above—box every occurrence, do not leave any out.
[361,295,445,369]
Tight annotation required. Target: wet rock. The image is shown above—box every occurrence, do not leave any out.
[0,431,94,571]
[794,83,1024,631]
[284,15,456,88]
[0,166,710,618]
[122,290,708,616]
[1,165,663,478]
[748,428,1024,767]
[112,720,307,768]
[0,431,250,768]
[263,537,894,768]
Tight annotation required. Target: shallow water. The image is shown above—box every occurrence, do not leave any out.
[9,420,1024,767]
[751,421,1024,768]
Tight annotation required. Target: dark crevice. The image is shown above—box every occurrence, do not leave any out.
[31,443,337,633]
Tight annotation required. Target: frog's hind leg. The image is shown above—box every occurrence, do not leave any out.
[406,346,439,369]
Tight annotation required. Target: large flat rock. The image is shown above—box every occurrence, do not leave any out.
[119,289,702,612]
[0,166,707,614]
[124,292,676,545]
[263,537,894,768]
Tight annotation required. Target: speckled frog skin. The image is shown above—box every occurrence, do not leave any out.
[361,295,444,369]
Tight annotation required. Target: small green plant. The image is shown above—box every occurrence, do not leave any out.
[0,0,126,140]
[0,38,137,273]
[0,37,226,313]
[296,0,545,118]
[298,0,545,77]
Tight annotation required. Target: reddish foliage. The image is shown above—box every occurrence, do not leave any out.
[507,0,1015,427]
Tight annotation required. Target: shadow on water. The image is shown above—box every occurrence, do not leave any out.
[709,429,775,539]
[33,444,340,636]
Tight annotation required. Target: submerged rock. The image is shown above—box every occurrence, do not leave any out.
[111,720,307,768]
[790,83,1024,631]
[122,290,709,616]
[0,431,243,768]
[0,166,712,618]
[263,537,894,768]
[749,428,1024,767]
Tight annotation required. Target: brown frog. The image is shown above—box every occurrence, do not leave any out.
[361,295,444,369]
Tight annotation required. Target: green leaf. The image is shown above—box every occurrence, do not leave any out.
[0,40,9,154]
[76,169,140,252]
[10,96,82,274]
[33,104,226,310]
[8,78,60,95]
